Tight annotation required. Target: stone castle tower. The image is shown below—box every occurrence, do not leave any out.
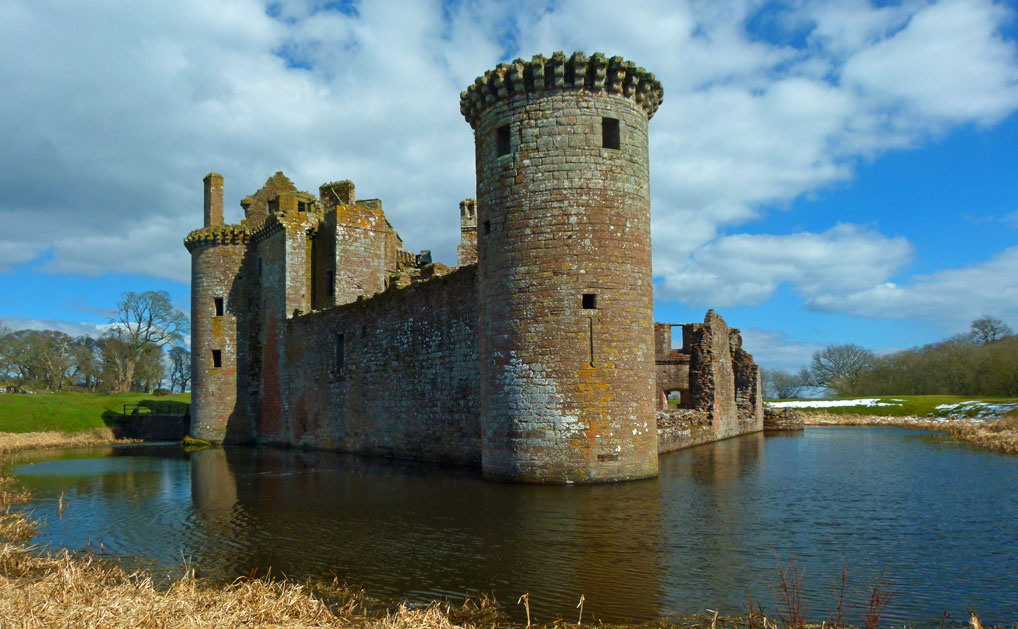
[462,52,664,482]
[189,173,248,444]
[185,51,763,484]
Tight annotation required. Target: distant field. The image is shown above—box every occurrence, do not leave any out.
[0,391,191,434]
[767,394,1018,419]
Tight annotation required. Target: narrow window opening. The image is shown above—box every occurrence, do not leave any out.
[670,324,683,350]
[602,117,620,149]
[211,350,222,368]
[326,270,335,296]
[588,317,596,367]
[214,297,224,317]
[483,220,491,235]
[297,201,306,212]
[496,124,511,157]
[582,293,597,310]
[336,334,345,370]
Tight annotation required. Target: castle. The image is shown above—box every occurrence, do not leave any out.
[185,52,763,483]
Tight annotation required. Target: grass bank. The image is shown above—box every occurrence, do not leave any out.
[0,391,190,434]
[767,394,1018,419]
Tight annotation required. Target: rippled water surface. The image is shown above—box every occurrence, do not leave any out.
[10,427,1018,625]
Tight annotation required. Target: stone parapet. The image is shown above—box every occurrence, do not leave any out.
[184,224,249,252]
[460,51,664,129]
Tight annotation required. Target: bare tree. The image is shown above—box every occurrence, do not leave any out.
[107,291,188,392]
[762,368,807,400]
[970,315,1013,345]
[805,344,876,397]
[168,346,191,393]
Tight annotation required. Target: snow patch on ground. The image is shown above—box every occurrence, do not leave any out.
[768,398,903,409]
[934,401,1018,418]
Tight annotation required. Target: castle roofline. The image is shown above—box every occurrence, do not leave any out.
[184,224,248,252]
[460,51,664,129]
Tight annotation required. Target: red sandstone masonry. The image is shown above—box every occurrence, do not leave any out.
[185,50,766,484]
[472,80,658,482]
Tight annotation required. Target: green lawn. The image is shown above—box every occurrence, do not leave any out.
[766,394,1018,418]
[0,391,191,433]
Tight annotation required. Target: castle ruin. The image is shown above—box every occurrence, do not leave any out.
[185,51,763,483]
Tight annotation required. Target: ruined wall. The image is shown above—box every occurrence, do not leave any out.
[653,323,690,410]
[276,267,480,464]
[730,331,764,432]
[458,199,477,266]
[688,310,739,438]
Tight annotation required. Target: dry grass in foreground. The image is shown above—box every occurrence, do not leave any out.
[943,411,1018,454]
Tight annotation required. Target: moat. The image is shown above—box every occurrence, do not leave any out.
[9,427,1018,626]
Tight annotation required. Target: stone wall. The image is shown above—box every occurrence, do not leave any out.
[472,60,659,483]
[688,310,739,437]
[654,323,691,410]
[730,331,764,432]
[187,236,248,444]
[275,266,480,465]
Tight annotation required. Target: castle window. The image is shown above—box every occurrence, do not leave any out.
[214,297,224,317]
[326,271,334,296]
[336,334,345,370]
[582,293,597,310]
[297,201,307,212]
[602,118,620,149]
[483,220,491,235]
[211,350,222,368]
[496,124,511,157]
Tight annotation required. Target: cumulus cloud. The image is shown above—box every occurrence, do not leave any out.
[808,246,1018,329]
[0,0,1015,335]
[738,328,823,372]
[655,224,913,306]
[1,317,110,338]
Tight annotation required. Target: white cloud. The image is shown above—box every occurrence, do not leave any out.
[738,327,823,372]
[1,317,110,338]
[808,246,1018,329]
[0,241,45,273]
[0,0,1014,331]
[655,224,913,306]
[842,0,1018,127]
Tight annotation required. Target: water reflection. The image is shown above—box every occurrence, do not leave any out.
[184,447,665,622]
[10,428,1018,626]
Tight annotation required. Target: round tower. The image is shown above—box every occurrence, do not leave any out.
[185,173,250,444]
[461,52,664,483]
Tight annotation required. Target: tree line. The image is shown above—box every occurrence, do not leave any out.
[0,291,191,394]
[763,316,1018,399]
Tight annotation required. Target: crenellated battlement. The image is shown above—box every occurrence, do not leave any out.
[460,51,664,129]
[184,224,249,252]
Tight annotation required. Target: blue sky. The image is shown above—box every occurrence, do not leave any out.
[1,0,1016,372]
